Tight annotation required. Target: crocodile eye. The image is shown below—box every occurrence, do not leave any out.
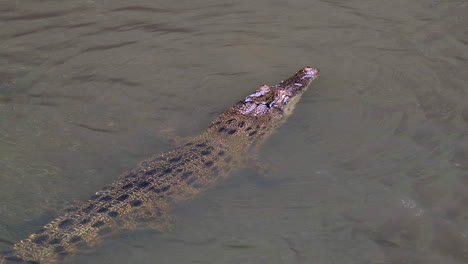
[259,85,270,91]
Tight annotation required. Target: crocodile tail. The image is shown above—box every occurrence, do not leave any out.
[1,251,39,264]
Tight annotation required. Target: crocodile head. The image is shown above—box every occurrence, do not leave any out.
[236,67,319,119]
[206,66,319,148]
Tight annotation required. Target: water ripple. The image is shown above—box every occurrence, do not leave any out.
[0,7,88,21]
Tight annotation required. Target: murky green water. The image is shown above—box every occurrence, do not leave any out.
[1,0,467,263]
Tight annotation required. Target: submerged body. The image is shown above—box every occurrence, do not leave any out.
[2,67,319,263]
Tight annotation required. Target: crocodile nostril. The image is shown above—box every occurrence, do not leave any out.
[304,67,319,76]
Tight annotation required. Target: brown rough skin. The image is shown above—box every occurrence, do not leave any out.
[1,67,319,264]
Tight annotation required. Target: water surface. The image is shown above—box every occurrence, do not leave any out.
[0,0,467,263]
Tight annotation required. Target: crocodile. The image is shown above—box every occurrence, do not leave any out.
[1,66,319,264]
